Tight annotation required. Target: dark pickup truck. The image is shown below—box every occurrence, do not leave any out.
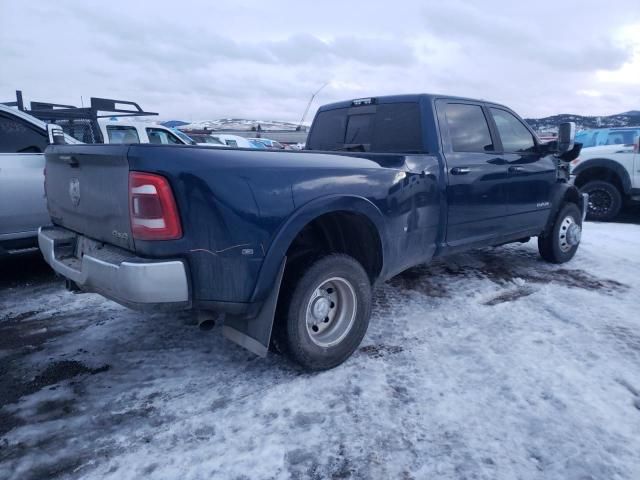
[39,94,586,370]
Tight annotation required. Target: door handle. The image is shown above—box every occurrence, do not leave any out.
[508,166,525,174]
[451,167,470,175]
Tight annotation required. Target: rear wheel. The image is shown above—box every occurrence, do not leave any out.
[580,180,622,221]
[538,203,582,264]
[274,254,372,371]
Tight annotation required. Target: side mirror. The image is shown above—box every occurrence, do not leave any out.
[46,123,66,145]
[557,122,576,154]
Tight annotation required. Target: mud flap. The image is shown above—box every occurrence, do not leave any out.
[222,258,286,357]
[580,193,589,222]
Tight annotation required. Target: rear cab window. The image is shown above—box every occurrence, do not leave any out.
[306,102,424,153]
[107,126,140,144]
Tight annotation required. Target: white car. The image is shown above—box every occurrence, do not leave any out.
[98,119,193,145]
[248,137,285,149]
[571,130,640,220]
[183,133,228,147]
[211,134,253,148]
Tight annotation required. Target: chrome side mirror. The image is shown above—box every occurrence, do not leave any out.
[557,122,576,153]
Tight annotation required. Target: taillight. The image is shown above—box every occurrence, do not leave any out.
[129,172,182,240]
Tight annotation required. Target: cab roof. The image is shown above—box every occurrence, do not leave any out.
[317,93,505,112]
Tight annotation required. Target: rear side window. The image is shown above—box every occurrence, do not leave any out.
[443,103,494,152]
[107,125,140,144]
[489,108,536,153]
[0,114,47,153]
[306,102,424,153]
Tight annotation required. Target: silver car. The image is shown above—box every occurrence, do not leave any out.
[0,104,79,255]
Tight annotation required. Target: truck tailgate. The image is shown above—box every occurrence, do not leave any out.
[45,145,134,251]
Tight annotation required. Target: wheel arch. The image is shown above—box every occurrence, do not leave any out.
[250,195,388,303]
[573,158,631,194]
[543,182,585,234]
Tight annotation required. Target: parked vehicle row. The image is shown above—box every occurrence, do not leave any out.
[38,93,585,370]
[570,127,640,220]
[0,92,288,255]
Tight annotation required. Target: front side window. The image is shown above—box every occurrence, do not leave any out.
[605,130,638,146]
[146,128,183,145]
[107,126,140,144]
[490,108,536,153]
[0,114,47,153]
[443,103,494,153]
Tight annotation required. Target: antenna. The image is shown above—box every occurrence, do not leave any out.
[297,82,328,131]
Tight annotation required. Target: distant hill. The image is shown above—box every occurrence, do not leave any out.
[525,111,640,133]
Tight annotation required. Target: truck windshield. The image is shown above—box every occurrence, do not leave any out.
[306,102,425,153]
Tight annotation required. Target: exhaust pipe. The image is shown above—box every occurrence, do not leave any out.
[65,279,82,293]
[195,310,216,331]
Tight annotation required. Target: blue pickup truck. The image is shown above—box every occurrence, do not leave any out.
[39,94,586,370]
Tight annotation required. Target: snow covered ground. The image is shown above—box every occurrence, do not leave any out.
[1,219,639,480]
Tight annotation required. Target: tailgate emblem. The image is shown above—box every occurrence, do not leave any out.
[69,178,81,207]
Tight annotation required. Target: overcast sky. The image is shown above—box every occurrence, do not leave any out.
[1,0,639,122]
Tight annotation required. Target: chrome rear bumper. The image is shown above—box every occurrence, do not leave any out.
[39,226,189,309]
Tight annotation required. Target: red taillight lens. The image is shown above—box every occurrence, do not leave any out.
[129,172,182,240]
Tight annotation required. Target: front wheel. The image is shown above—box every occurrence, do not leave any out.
[274,254,372,371]
[538,203,583,264]
[580,180,622,221]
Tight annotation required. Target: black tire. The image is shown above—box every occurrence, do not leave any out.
[580,180,622,221]
[273,254,372,371]
[538,203,582,264]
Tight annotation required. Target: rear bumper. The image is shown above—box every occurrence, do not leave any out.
[39,226,190,310]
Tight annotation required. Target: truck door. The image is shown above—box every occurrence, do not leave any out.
[0,113,49,240]
[487,107,556,232]
[435,100,509,247]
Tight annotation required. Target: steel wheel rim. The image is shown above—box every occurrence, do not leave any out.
[305,276,357,348]
[588,189,612,215]
[558,214,580,253]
